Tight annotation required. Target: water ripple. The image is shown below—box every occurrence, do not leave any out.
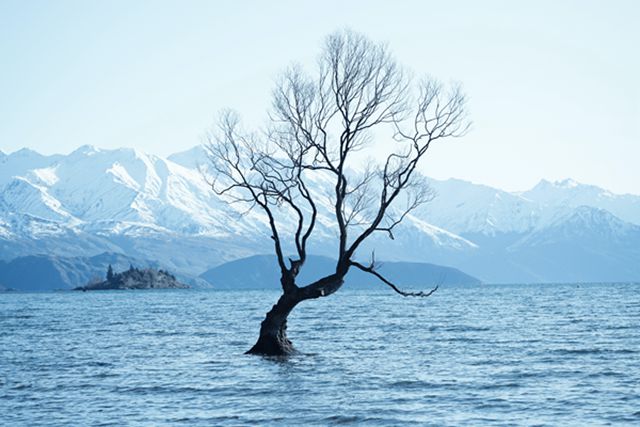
[0,284,639,426]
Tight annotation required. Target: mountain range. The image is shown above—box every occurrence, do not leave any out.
[1,145,639,284]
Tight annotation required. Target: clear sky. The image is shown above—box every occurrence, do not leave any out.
[1,0,638,194]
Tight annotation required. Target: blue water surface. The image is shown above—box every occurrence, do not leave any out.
[1,283,639,426]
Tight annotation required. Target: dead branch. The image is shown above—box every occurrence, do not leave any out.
[350,260,439,297]
[204,29,468,298]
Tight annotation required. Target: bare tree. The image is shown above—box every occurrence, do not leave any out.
[204,30,469,355]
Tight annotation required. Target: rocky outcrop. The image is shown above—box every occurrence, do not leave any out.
[75,266,189,291]
[0,283,15,292]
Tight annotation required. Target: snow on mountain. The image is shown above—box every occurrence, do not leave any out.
[0,217,12,239]
[418,178,541,235]
[505,206,640,282]
[0,144,478,272]
[418,177,640,236]
[0,148,62,187]
[0,146,274,270]
[1,145,263,238]
[352,214,478,264]
[1,145,638,282]
[512,206,640,249]
[1,177,73,222]
[0,213,123,260]
[404,215,478,249]
[522,179,640,225]
[167,146,208,169]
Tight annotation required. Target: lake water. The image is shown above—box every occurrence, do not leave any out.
[1,283,639,426]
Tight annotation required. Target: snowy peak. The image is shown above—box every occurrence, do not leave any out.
[0,148,61,187]
[69,144,100,156]
[168,146,207,169]
[9,147,41,157]
[557,178,579,188]
[538,178,580,189]
[525,178,606,201]
[523,179,640,225]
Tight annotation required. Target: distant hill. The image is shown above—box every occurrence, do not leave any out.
[0,253,210,291]
[200,255,481,290]
[0,252,478,292]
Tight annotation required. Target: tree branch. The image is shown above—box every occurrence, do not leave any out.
[350,260,439,297]
[204,29,468,299]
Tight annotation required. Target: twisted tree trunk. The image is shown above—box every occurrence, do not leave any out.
[245,292,301,355]
[246,275,345,356]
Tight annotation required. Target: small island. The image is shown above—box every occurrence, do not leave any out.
[75,264,189,291]
[0,283,16,292]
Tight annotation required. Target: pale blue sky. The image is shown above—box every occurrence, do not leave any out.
[1,0,638,193]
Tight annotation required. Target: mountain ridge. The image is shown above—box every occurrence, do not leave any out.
[1,145,639,283]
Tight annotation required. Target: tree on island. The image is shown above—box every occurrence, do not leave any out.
[205,30,469,356]
[106,264,114,282]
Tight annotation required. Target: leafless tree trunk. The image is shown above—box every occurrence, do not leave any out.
[205,30,469,356]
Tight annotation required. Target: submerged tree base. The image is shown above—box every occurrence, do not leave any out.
[245,336,296,356]
[245,292,300,356]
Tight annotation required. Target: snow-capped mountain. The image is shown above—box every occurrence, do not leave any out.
[418,178,541,235]
[0,146,269,273]
[505,206,640,282]
[0,145,474,274]
[419,177,640,236]
[521,179,640,225]
[1,145,639,283]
